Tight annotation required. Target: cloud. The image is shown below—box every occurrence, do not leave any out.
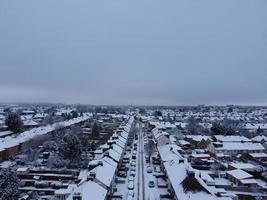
[0,0,266,105]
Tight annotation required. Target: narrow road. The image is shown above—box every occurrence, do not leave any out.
[137,124,140,199]
[137,122,145,200]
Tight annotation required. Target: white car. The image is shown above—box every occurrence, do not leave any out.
[147,166,153,173]
[127,196,133,200]
[130,171,136,177]
[128,176,134,182]
[131,161,136,167]
[128,181,134,190]
[128,190,134,197]
[154,166,161,173]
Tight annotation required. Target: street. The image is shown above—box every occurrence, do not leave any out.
[113,121,170,200]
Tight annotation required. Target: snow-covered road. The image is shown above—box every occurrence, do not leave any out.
[137,123,145,200]
[113,122,169,200]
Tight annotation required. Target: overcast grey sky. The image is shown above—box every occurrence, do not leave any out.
[0,0,266,105]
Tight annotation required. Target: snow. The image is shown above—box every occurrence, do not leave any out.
[227,169,253,180]
[249,152,267,158]
[214,135,251,143]
[251,135,267,142]
[192,153,210,158]
[0,130,13,138]
[217,142,265,151]
[163,162,217,200]
[240,179,257,185]
[23,119,39,126]
[229,162,257,171]
[186,135,211,142]
[157,144,183,162]
[107,149,121,162]
[245,123,267,130]
[66,181,107,200]
[0,116,90,152]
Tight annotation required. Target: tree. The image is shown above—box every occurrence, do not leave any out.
[5,112,23,133]
[139,108,146,115]
[48,154,69,168]
[59,133,82,165]
[153,110,162,117]
[26,148,40,162]
[185,116,202,135]
[210,162,221,177]
[92,122,101,136]
[210,121,222,134]
[43,114,54,125]
[95,106,102,113]
[71,111,79,119]
[71,125,82,135]
[145,140,155,160]
[43,140,58,152]
[0,169,19,200]
[211,118,243,135]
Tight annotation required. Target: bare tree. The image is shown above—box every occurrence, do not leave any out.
[5,112,23,133]
[185,116,202,135]
[59,132,82,167]
[145,140,155,160]
[211,118,244,135]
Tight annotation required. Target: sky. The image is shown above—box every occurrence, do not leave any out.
[0,0,266,106]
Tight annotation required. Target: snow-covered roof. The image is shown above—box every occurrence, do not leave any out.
[240,179,257,185]
[245,123,267,130]
[251,135,267,142]
[66,181,107,200]
[227,169,253,180]
[0,130,13,138]
[249,152,267,158]
[150,121,176,129]
[163,162,217,200]
[229,162,257,171]
[23,119,39,126]
[186,135,211,142]
[106,149,121,162]
[192,153,210,158]
[217,142,265,151]
[214,135,251,143]
[158,144,183,162]
[91,157,117,188]
[179,140,190,146]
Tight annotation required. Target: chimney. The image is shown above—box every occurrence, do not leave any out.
[98,161,103,166]
[104,151,109,157]
[88,172,96,181]
[187,170,195,179]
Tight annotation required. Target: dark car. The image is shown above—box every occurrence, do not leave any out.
[148,181,155,188]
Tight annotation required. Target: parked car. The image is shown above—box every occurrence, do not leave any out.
[128,190,134,197]
[147,166,153,173]
[118,171,127,177]
[131,161,136,167]
[128,181,134,190]
[148,181,155,188]
[128,176,134,182]
[129,171,135,177]
[127,196,133,200]
[154,166,161,173]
